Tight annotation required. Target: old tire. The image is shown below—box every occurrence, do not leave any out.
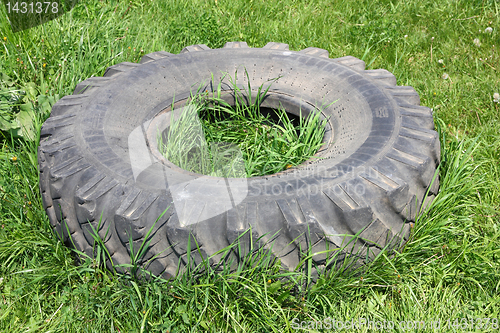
[38,42,440,278]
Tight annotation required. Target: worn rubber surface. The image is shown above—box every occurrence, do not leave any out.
[38,42,440,278]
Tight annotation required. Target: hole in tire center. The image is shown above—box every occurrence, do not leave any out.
[149,92,331,178]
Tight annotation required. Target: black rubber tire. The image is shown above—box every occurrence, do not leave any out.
[38,42,440,278]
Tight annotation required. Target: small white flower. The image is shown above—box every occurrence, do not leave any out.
[431,37,434,41]
[438,59,444,64]
[473,38,481,47]
[404,35,408,38]
[494,92,500,103]
[485,27,493,33]
[442,73,449,80]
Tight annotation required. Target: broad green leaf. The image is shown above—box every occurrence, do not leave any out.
[23,82,38,102]
[14,108,35,140]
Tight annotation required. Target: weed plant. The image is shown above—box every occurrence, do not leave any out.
[159,71,329,178]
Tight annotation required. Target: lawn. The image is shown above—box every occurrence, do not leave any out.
[0,0,499,332]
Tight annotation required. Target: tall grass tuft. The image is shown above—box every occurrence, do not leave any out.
[158,70,330,178]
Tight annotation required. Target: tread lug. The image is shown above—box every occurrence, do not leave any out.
[73,77,111,95]
[332,56,365,71]
[364,69,397,86]
[180,44,211,53]
[400,124,440,164]
[139,51,173,64]
[263,42,289,50]
[399,195,417,222]
[277,197,330,262]
[226,202,260,258]
[166,213,201,253]
[115,191,159,244]
[360,167,409,212]
[104,62,140,77]
[392,140,438,186]
[50,155,90,179]
[223,41,249,49]
[49,98,85,117]
[401,113,435,131]
[322,184,393,248]
[299,47,329,58]
[75,174,118,202]
[385,86,420,105]
[39,134,75,154]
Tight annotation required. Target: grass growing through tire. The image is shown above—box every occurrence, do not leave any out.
[158,71,329,177]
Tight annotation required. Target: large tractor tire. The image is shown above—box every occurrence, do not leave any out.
[38,42,439,278]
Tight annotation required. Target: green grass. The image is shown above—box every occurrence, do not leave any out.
[159,71,329,178]
[0,0,499,331]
